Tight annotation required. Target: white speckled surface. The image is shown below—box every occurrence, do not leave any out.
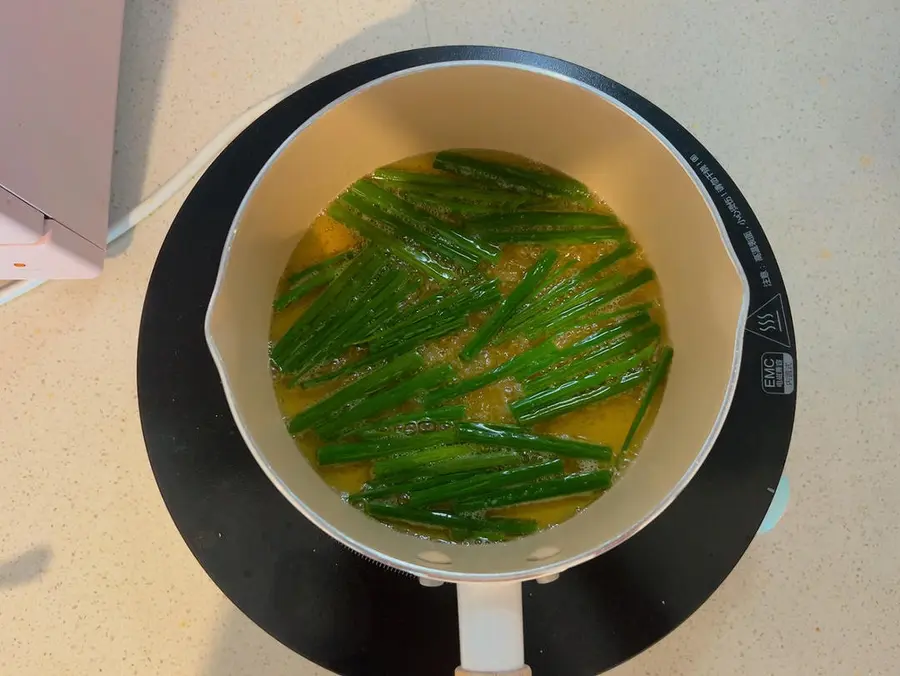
[1,1,898,674]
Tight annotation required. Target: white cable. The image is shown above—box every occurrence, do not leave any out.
[0,84,299,307]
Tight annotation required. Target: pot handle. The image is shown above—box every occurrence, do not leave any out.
[455,581,531,676]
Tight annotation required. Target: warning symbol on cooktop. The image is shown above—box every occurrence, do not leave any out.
[746,293,791,348]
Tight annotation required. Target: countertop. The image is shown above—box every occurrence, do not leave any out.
[1,1,898,674]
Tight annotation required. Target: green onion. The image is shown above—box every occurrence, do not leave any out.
[530,268,655,338]
[280,255,394,374]
[271,246,376,368]
[622,346,674,451]
[285,250,357,286]
[512,369,651,424]
[423,340,559,406]
[372,444,480,478]
[510,273,627,339]
[315,364,456,439]
[391,183,528,206]
[297,280,499,388]
[340,191,477,270]
[491,313,652,396]
[454,470,613,511]
[351,181,500,265]
[295,268,409,374]
[474,227,627,244]
[329,201,455,282]
[317,429,458,465]
[521,312,653,380]
[371,168,475,185]
[348,471,482,503]
[459,250,557,361]
[368,279,497,349]
[274,250,356,312]
[546,301,654,336]
[375,449,526,483]
[526,323,661,392]
[364,503,539,536]
[577,241,636,280]
[406,458,565,507]
[456,422,612,460]
[287,352,423,434]
[466,211,619,229]
[399,194,509,217]
[511,345,655,421]
[434,151,592,202]
[347,405,467,437]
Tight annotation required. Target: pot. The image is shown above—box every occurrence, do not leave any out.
[205,58,748,675]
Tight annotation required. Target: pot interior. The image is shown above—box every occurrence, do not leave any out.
[205,63,748,581]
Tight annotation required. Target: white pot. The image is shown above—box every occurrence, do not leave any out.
[205,60,749,675]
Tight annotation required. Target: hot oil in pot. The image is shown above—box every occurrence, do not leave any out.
[269,149,672,541]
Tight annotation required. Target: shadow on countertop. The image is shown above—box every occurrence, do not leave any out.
[0,546,52,590]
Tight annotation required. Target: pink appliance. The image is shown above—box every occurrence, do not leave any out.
[0,0,124,279]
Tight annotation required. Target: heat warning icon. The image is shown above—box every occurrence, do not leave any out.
[746,293,791,348]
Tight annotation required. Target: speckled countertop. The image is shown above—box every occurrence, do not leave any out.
[2,1,898,674]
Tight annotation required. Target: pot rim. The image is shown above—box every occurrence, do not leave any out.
[204,58,751,583]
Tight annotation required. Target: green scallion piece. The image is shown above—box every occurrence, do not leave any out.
[474,227,627,245]
[329,201,455,282]
[372,444,480,478]
[347,405,467,437]
[512,369,651,424]
[622,346,674,451]
[459,250,558,361]
[284,250,357,286]
[348,470,482,503]
[371,168,476,185]
[511,345,655,421]
[392,183,528,206]
[454,470,613,512]
[274,250,356,312]
[406,458,565,507]
[546,301,654,336]
[317,429,458,465]
[377,450,526,483]
[270,246,376,368]
[530,268,655,338]
[434,152,592,202]
[364,503,539,536]
[466,211,619,230]
[351,181,500,265]
[287,352,423,434]
[315,364,456,439]
[577,242,636,280]
[280,255,394,374]
[424,340,559,406]
[456,422,612,460]
[526,323,661,392]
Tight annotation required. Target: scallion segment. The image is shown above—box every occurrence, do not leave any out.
[456,422,612,460]
[459,250,557,361]
[434,151,592,202]
[274,250,356,311]
[622,346,674,451]
[512,369,651,424]
[287,352,422,434]
[315,365,456,439]
[511,345,655,421]
[406,458,565,507]
[454,470,614,511]
[317,429,459,465]
[364,503,539,536]
[329,201,455,282]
